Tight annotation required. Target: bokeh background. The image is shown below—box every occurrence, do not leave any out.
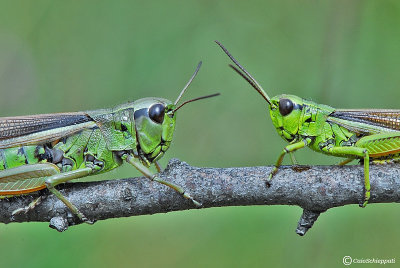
[1,1,400,267]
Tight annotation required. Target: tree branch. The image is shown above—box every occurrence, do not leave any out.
[2,158,400,235]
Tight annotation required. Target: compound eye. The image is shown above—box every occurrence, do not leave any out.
[279,98,294,116]
[149,104,165,124]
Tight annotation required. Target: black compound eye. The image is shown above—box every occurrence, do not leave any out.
[148,103,165,124]
[279,98,294,116]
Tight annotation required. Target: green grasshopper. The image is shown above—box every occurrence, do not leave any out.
[216,41,400,207]
[0,61,219,223]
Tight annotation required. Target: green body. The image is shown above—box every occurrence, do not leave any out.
[0,62,216,222]
[216,40,400,207]
[268,94,400,206]
[0,98,175,195]
[270,94,400,160]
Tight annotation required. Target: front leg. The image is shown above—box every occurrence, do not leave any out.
[126,155,201,207]
[268,140,308,186]
[289,152,298,165]
[155,161,163,173]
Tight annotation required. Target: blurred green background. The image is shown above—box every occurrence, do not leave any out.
[1,0,400,267]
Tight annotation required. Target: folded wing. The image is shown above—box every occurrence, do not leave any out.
[0,112,96,148]
[328,109,400,135]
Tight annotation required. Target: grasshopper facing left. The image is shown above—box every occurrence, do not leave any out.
[216,41,400,207]
[0,62,218,223]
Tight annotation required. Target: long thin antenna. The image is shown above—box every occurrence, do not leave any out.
[228,64,272,105]
[215,40,274,107]
[173,93,220,113]
[174,61,202,106]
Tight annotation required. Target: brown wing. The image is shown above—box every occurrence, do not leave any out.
[0,112,96,148]
[329,109,400,134]
[0,112,93,139]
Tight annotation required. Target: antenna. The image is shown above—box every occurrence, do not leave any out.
[174,61,202,106]
[173,93,220,113]
[215,40,274,107]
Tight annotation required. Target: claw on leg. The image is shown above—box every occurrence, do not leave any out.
[126,156,202,207]
[152,175,202,207]
[12,196,43,217]
[360,186,370,208]
[268,141,307,188]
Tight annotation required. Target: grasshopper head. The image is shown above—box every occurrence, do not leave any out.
[269,94,304,142]
[216,41,305,143]
[133,97,177,164]
[133,62,219,166]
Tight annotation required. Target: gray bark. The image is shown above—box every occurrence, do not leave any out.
[1,158,400,235]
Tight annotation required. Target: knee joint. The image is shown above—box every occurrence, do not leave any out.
[44,179,52,188]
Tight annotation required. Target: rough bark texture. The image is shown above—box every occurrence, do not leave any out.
[1,158,400,235]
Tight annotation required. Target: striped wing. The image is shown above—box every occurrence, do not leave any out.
[328,109,400,135]
[0,112,96,148]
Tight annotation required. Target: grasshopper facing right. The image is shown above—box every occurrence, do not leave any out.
[0,62,219,223]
